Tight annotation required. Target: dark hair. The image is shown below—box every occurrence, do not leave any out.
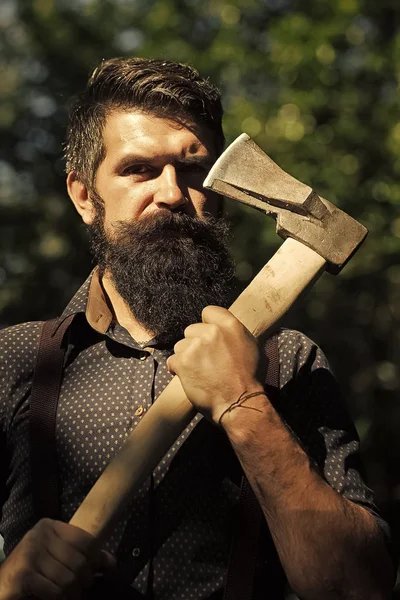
[64,57,224,188]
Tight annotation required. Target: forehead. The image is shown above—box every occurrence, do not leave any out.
[101,109,216,161]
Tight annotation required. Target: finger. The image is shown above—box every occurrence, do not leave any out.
[93,550,117,573]
[173,338,193,354]
[183,322,227,342]
[166,355,188,375]
[50,520,95,557]
[202,305,236,326]
[35,550,81,597]
[202,307,252,340]
[166,355,175,374]
[182,323,206,338]
[23,570,64,600]
[46,535,93,588]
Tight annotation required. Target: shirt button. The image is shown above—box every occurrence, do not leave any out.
[132,547,141,557]
[140,353,148,361]
[135,406,145,417]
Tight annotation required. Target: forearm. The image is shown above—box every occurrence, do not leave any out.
[221,391,394,600]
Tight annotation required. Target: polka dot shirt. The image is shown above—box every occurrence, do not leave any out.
[0,271,386,599]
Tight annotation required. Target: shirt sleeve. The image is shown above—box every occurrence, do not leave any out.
[0,321,42,509]
[275,328,391,540]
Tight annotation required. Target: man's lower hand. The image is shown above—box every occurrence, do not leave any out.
[0,518,116,599]
[167,305,265,425]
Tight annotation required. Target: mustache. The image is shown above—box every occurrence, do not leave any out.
[109,210,227,243]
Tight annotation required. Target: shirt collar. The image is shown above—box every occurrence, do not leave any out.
[61,268,113,335]
[61,269,174,352]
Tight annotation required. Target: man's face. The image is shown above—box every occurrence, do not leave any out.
[91,109,219,231]
[67,108,234,344]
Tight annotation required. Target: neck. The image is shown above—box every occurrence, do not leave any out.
[101,271,155,345]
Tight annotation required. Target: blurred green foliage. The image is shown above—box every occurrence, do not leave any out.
[1,0,400,588]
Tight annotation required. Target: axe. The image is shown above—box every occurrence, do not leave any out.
[69,134,367,541]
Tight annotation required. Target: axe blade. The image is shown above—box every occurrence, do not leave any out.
[204,133,368,274]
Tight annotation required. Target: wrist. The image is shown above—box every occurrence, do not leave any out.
[217,384,267,429]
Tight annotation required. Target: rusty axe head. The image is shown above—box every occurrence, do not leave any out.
[204,133,367,274]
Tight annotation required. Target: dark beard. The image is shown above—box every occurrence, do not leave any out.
[88,209,236,345]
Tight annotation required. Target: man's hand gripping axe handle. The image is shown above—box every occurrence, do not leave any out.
[69,134,367,542]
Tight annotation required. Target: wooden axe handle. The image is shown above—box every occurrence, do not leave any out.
[69,238,326,539]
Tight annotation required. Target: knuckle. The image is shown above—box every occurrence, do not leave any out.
[191,337,203,353]
[33,518,48,534]
[228,320,240,334]
[173,339,183,352]
[34,517,55,537]
[201,305,213,320]
[208,323,220,339]
[183,324,195,336]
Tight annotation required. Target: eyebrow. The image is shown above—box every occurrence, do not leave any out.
[114,153,215,172]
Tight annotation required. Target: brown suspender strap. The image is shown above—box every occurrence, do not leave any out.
[223,333,280,600]
[30,314,75,521]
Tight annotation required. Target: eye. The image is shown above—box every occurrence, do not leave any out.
[122,164,152,176]
[179,162,210,175]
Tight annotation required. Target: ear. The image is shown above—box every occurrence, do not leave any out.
[67,172,96,225]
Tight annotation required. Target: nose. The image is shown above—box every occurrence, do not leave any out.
[153,165,187,210]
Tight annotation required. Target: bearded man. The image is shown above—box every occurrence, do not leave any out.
[0,57,395,599]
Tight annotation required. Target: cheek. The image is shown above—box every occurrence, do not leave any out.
[102,186,150,225]
[103,204,142,231]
